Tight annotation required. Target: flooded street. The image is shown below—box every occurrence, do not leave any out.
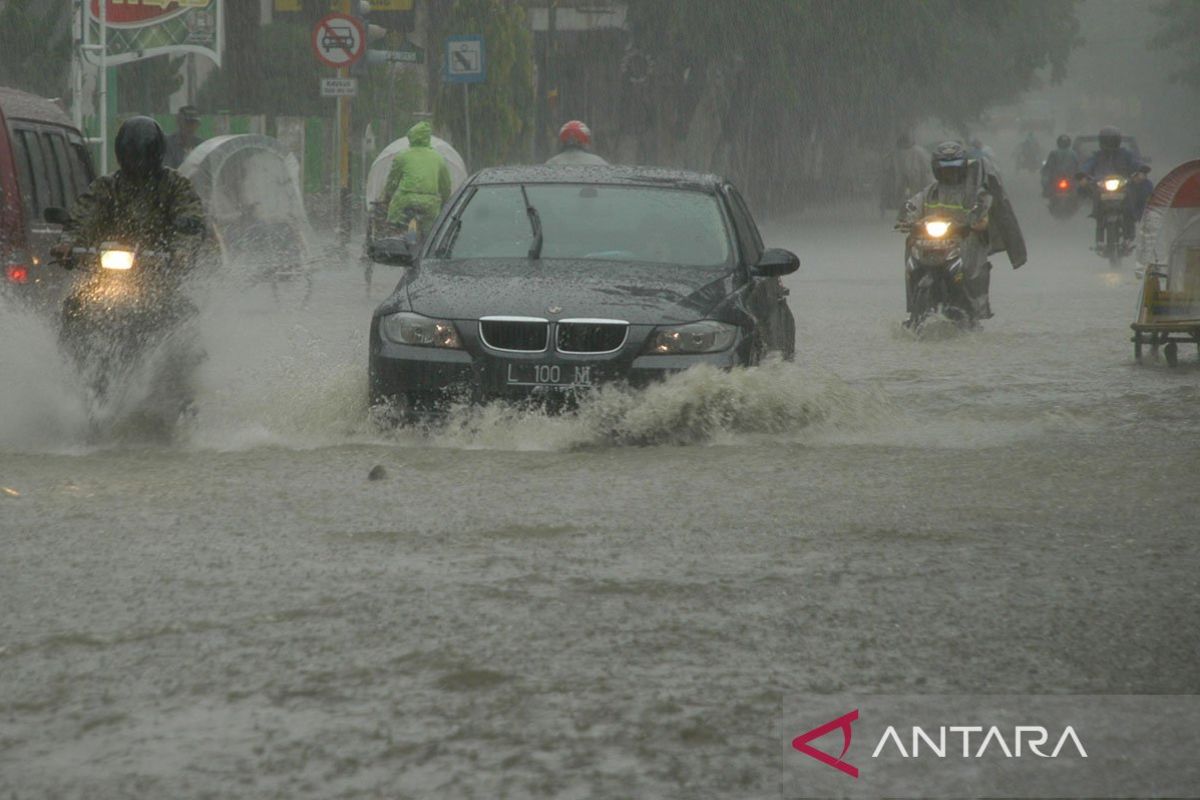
[2,183,1198,798]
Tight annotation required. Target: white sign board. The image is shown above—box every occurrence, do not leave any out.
[321,77,359,98]
[445,35,485,84]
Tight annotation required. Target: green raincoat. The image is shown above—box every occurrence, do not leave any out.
[384,122,452,230]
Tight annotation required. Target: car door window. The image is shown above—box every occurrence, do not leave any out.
[19,129,53,215]
[40,131,69,209]
[727,187,764,264]
[10,127,37,220]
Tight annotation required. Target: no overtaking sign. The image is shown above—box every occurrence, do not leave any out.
[312,13,366,69]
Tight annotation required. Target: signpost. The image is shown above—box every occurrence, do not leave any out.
[312,12,367,247]
[444,35,485,169]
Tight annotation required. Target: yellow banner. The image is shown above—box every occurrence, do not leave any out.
[274,0,301,10]
[370,0,414,9]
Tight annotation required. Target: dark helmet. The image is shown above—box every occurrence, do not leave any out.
[1057,134,1071,149]
[115,116,166,180]
[1098,126,1122,152]
[931,141,968,185]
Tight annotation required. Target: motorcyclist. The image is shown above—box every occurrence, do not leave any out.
[1040,134,1080,196]
[1014,132,1041,173]
[384,121,452,235]
[546,120,609,166]
[878,132,932,218]
[1078,125,1149,246]
[52,116,206,280]
[900,142,999,319]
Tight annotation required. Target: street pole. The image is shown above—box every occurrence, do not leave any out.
[71,0,84,132]
[337,0,352,247]
[463,83,471,171]
[99,0,108,174]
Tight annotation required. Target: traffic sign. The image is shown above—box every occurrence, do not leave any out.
[321,77,358,97]
[312,13,367,69]
[445,35,485,84]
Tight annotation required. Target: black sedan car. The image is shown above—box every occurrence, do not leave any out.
[368,165,799,415]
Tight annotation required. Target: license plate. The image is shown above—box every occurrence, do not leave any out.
[1100,192,1125,201]
[506,363,595,388]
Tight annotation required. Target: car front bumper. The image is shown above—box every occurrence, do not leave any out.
[368,320,748,412]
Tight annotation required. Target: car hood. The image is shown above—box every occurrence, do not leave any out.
[401,258,734,324]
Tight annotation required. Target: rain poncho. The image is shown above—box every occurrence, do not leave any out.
[902,158,1027,317]
[67,168,205,258]
[1040,146,1080,191]
[546,146,609,167]
[879,144,932,211]
[384,122,452,229]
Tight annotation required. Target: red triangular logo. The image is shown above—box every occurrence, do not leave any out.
[791,709,859,778]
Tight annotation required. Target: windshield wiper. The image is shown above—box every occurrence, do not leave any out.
[520,184,543,260]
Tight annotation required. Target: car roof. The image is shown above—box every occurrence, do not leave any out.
[469,165,726,192]
[0,86,75,129]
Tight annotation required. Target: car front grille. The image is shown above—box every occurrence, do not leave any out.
[556,320,628,354]
[479,317,549,352]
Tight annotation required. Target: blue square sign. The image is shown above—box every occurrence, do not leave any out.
[445,35,485,84]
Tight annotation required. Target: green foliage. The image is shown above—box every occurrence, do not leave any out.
[433,0,534,168]
[1151,0,1200,89]
[0,0,72,98]
[117,57,186,116]
[622,0,1081,208]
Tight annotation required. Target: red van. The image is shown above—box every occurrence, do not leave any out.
[0,87,96,306]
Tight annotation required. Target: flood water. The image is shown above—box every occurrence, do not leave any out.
[2,174,1197,798]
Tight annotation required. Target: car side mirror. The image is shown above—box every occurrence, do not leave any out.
[43,206,70,226]
[368,236,414,267]
[752,248,799,277]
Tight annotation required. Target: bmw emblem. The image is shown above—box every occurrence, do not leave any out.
[548,305,563,315]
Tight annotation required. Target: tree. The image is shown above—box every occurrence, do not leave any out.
[620,0,1081,210]
[1151,0,1200,89]
[432,0,534,168]
[0,0,72,99]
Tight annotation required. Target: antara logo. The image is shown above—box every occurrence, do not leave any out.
[792,710,1087,779]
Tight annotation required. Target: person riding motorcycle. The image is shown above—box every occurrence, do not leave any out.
[900,141,1027,320]
[384,121,452,235]
[1014,132,1041,173]
[546,120,609,166]
[1078,126,1149,246]
[52,116,206,290]
[1040,134,1080,196]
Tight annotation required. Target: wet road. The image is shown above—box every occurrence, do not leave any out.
[2,184,1197,798]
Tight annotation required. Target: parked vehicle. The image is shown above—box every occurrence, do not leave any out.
[0,87,96,306]
[367,166,799,420]
[1132,159,1200,366]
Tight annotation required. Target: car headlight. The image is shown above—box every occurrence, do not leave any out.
[1103,178,1123,192]
[924,220,951,238]
[644,320,737,355]
[380,312,463,349]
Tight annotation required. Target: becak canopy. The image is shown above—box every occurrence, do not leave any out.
[1135,160,1200,325]
[179,135,315,271]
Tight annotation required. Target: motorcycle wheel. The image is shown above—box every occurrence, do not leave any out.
[1105,221,1123,268]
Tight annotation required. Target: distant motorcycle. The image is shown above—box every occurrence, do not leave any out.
[897,216,980,331]
[1079,173,1135,268]
[1045,174,1080,220]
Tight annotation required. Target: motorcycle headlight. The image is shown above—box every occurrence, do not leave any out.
[924,220,951,238]
[100,249,135,271]
[380,312,463,349]
[1103,178,1123,192]
[644,320,737,355]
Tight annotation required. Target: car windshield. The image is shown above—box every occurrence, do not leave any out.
[436,184,733,268]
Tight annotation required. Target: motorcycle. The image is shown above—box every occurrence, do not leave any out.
[1045,174,1080,220]
[54,239,202,429]
[897,216,984,331]
[1080,173,1135,268]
